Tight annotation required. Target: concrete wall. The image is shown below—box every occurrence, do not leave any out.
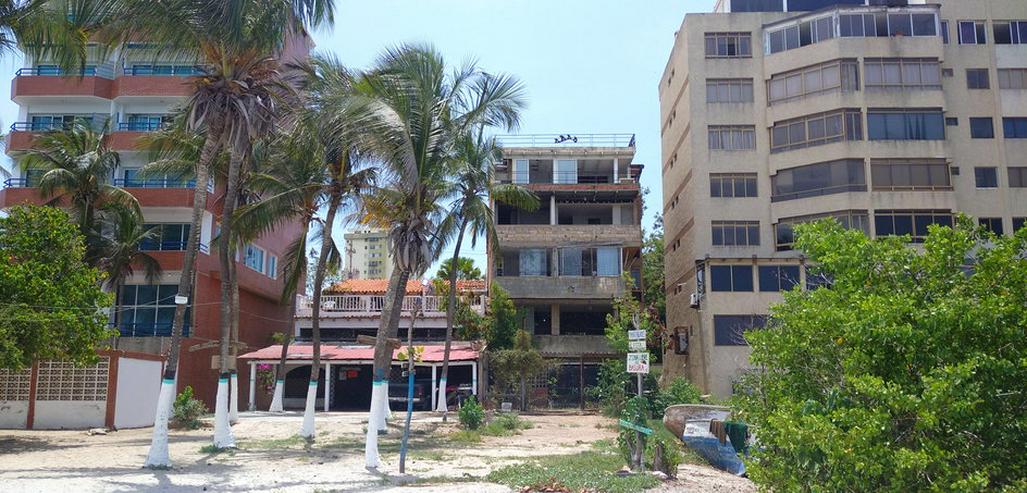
[114,357,163,429]
[497,224,643,249]
[495,276,627,300]
[34,401,106,430]
[0,401,28,428]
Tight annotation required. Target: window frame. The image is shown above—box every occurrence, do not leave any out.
[243,243,266,272]
[758,265,801,292]
[1003,117,1027,139]
[705,32,753,58]
[768,59,859,105]
[708,125,757,151]
[709,265,754,292]
[974,167,999,188]
[710,173,758,198]
[711,221,761,247]
[970,117,996,139]
[873,209,954,243]
[866,109,945,141]
[966,68,990,89]
[706,78,755,103]
[1008,167,1027,188]
[770,109,863,153]
[771,159,867,202]
[870,159,951,191]
[998,68,1027,90]
[863,58,942,91]
[958,20,987,45]
[713,314,767,346]
[775,210,869,251]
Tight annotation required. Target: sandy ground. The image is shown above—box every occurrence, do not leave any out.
[0,411,754,492]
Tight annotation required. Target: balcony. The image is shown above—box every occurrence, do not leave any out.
[295,294,487,319]
[11,66,115,100]
[534,335,615,357]
[113,178,197,189]
[493,276,627,300]
[496,224,642,249]
[497,133,635,148]
[8,118,110,151]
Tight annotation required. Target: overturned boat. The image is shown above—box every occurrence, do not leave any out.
[664,404,747,476]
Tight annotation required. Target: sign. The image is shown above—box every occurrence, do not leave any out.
[627,329,646,340]
[618,419,653,435]
[628,340,646,351]
[626,352,650,374]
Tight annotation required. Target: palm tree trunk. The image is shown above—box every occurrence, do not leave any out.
[144,119,223,468]
[229,256,240,423]
[366,265,410,469]
[269,307,293,413]
[214,150,244,449]
[437,218,468,419]
[301,194,340,438]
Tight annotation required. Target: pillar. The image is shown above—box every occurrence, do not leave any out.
[248,361,256,412]
[551,304,561,335]
[324,362,331,412]
[430,364,437,410]
[471,362,478,396]
[549,195,557,225]
[613,158,620,183]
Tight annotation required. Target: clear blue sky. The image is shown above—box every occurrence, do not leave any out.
[0,0,714,275]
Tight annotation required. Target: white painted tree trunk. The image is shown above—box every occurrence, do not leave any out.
[229,371,239,424]
[300,381,317,438]
[365,381,388,468]
[377,380,390,430]
[212,377,236,449]
[435,377,448,413]
[143,378,176,468]
[269,379,285,413]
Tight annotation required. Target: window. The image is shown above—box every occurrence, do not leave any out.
[871,159,951,190]
[836,12,938,38]
[712,221,760,246]
[867,110,945,140]
[970,118,995,139]
[519,249,547,276]
[117,285,191,337]
[710,173,758,198]
[1003,118,1027,138]
[759,266,800,292]
[979,217,1004,235]
[958,21,987,44]
[776,210,868,251]
[710,265,753,292]
[864,58,942,90]
[941,20,949,44]
[707,79,754,103]
[771,109,862,152]
[708,126,756,150]
[266,255,278,279]
[713,315,767,346]
[966,69,990,89]
[1009,167,1027,187]
[243,244,265,271]
[731,0,783,12]
[705,32,752,58]
[994,21,1027,44]
[874,210,954,242]
[946,118,959,126]
[768,59,859,105]
[1014,218,1026,232]
[557,247,620,276]
[127,64,202,76]
[974,167,998,188]
[766,15,834,54]
[998,69,1027,89]
[771,159,866,202]
[140,224,191,251]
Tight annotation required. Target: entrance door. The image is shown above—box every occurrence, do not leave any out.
[333,365,373,410]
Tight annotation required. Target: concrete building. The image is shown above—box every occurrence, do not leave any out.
[342,228,394,279]
[660,0,1027,398]
[0,36,311,411]
[489,133,645,406]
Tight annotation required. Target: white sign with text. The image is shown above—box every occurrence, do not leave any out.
[626,352,650,374]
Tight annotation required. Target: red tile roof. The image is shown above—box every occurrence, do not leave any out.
[325,278,486,294]
[239,342,480,362]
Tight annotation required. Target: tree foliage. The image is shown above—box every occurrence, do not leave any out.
[490,329,549,411]
[435,257,482,281]
[486,284,519,351]
[0,206,114,369]
[736,218,1027,492]
[641,219,665,325]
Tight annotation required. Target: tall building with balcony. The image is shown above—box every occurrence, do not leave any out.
[489,133,645,406]
[0,37,311,409]
[342,228,394,279]
[661,0,1027,398]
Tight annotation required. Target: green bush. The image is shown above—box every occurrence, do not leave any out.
[172,386,207,430]
[458,396,485,430]
[644,420,683,478]
[653,377,702,414]
[482,413,533,436]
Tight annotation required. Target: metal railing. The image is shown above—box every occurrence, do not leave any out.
[11,116,110,132]
[121,64,204,76]
[3,178,31,188]
[507,170,635,185]
[496,133,636,148]
[117,121,167,132]
[15,64,116,79]
[296,294,487,316]
[114,178,196,188]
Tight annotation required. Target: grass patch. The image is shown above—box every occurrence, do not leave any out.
[480,413,533,437]
[238,435,308,451]
[486,442,659,493]
[449,430,483,444]
[408,450,450,461]
[198,444,236,455]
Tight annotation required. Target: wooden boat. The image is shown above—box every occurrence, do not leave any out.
[663,404,746,476]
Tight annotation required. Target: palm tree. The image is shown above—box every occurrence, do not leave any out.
[318,44,525,469]
[435,132,537,419]
[0,0,113,73]
[90,203,162,334]
[20,119,138,260]
[102,0,335,466]
[435,257,482,282]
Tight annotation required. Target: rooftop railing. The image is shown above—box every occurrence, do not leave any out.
[295,294,486,318]
[496,133,636,148]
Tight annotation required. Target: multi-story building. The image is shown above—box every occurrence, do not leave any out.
[489,133,645,406]
[0,37,311,410]
[660,0,1027,398]
[342,228,393,279]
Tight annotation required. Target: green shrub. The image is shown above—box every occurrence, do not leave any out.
[653,377,702,415]
[482,413,532,436]
[644,420,683,478]
[172,385,207,430]
[458,396,485,430]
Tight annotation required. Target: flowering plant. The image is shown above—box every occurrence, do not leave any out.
[256,363,276,395]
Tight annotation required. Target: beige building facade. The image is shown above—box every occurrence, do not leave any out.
[343,229,394,280]
[660,0,1027,397]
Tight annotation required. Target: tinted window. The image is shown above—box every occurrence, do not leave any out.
[714,315,768,346]
[772,159,866,201]
[867,111,945,140]
[979,217,1004,235]
[1003,118,1027,138]
[710,265,753,292]
[759,265,801,292]
[970,118,995,139]
[974,167,998,188]
[787,0,864,11]
[731,0,783,12]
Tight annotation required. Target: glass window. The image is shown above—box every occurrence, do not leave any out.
[994,21,1027,44]
[707,79,754,103]
[596,247,620,277]
[1009,167,1027,188]
[768,59,859,105]
[555,159,577,184]
[871,160,951,190]
[759,265,800,292]
[705,32,752,58]
[243,244,265,271]
[140,223,191,251]
[710,265,753,292]
[713,315,767,346]
[966,69,990,89]
[1014,217,1026,232]
[708,126,756,150]
[710,173,758,197]
[1003,117,1027,138]
[874,210,954,242]
[712,221,760,246]
[970,118,995,139]
[772,159,866,201]
[958,21,987,44]
[266,255,278,279]
[974,167,998,188]
[520,249,546,276]
[940,20,949,44]
[771,109,862,152]
[867,110,945,140]
[864,58,941,90]
[559,247,583,276]
[979,218,1004,235]
[775,210,869,251]
[117,284,191,337]
[512,159,529,184]
[998,69,1027,89]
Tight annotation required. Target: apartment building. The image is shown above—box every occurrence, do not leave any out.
[489,134,645,406]
[343,228,393,279]
[660,0,1027,397]
[0,37,311,410]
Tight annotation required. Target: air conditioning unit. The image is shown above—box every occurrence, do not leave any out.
[689,292,701,309]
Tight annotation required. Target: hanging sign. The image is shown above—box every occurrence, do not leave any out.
[626,352,650,374]
[628,340,647,351]
[627,329,646,340]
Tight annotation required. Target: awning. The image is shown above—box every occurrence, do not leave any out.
[239,342,480,363]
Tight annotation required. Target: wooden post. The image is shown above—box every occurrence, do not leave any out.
[105,352,120,429]
[578,356,584,410]
[26,362,38,430]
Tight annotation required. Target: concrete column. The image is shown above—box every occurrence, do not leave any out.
[549,195,557,225]
[612,206,622,225]
[430,364,437,410]
[471,362,478,396]
[613,158,620,183]
[551,304,561,335]
[324,363,331,411]
[248,361,256,412]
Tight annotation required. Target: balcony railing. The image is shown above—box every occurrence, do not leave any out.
[508,171,636,185]
[117,121,168,132]
[295,294,486,318]
[113,178,197,188]
[16,64,116,79]
[120,64,204,76]
[11,117,109,132]
[496,133,636,148]
[3,178,31,188]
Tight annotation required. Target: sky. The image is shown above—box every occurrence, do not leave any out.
[0,0,715,277]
